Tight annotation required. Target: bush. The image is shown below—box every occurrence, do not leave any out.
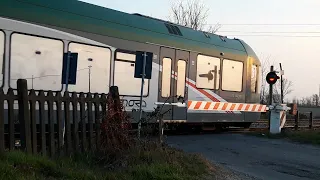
[99,89,133,154]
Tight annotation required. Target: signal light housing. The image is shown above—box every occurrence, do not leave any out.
[266,71,279,85]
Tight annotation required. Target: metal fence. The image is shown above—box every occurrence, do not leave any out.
[252,111,320,129]
[0,79,110,156]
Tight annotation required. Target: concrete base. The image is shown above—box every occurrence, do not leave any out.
[270,109,281,134]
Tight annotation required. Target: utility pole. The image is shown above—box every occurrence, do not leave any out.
[269,66,274,105]
[268,65,274,130]
[65,51,71,91]
[31,75,34,89]
[88,65,92,92]
[318,84,320,106]
[279,63,283,104]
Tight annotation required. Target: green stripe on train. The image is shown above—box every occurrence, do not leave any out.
[0,0,251,56]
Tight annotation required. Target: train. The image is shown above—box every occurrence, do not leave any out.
[0,0,261,129]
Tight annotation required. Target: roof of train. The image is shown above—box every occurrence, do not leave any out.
[0,0,258,59]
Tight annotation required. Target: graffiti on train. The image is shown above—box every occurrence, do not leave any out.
[121,99,147,107]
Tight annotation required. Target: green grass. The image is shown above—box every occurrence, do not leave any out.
[0,145,211,180]
[247,129,320,145]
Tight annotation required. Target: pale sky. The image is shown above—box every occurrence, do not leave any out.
[81,0,320,100]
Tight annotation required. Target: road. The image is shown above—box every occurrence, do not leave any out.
[166,133,320,180]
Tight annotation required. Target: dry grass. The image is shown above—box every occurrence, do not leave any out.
[0,142,214,180]
[247,128,320,145]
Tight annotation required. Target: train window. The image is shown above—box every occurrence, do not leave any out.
[251,65,258,92]
[0,31,4,85]
[161,57,172,97]
[196,55,220,89]
[10,33,63,90]
[114,51,149,96]
[68,43,111,93]
[222,59,243,92]
[116,52,135,62]
[176,60,186,97]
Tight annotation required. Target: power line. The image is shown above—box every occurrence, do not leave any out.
[205,23,320,26]
[218,31,320,34]
[225,34,320,37]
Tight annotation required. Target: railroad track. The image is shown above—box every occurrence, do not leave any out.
[251,119,320,128]
[201,119,320,134]
[133,119,320,136]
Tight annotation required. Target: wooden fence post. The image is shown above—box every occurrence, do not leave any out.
[7,89,15,151]
[17,79,32,154]
[309,111,313,129]
[38,91,46,156]
[109,86,120,121]
[0,89,4,152]
[87,93,94,151]
[63,91,72,155]
[79,93,86,152]
[159,115,164,145]
[294,110,299,130]
[109,86,120,109]
[71,92,79,153]
[29,90,37,154]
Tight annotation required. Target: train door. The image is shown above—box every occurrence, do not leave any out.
[158,47,189,121]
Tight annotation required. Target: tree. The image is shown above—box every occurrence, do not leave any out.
[259,53,293,104]
[294,94,320,106]
[168,0,221,33]
[273,78,293,103]
[312,94,319,106]
[259,54,273,104]
[292,97,298,104]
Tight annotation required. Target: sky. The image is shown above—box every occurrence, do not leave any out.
[80,0,320,100]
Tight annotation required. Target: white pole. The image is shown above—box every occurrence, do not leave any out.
[88,65,92,92]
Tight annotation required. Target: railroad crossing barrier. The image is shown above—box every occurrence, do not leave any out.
[268,104,290,134]
[187,101,267,112]
[155,101,293,134]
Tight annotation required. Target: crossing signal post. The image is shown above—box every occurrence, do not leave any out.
[266,66,277,105]
[265,65,291,134]
[266,66,280,131]
[266,68,280,105]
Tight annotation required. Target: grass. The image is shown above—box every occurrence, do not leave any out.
[247,129,320,145]
[0,144,212,180]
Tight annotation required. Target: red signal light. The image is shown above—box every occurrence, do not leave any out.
[266,71,279,85]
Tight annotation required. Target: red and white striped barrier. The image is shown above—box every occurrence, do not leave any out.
[187,101,267,112]
[280,111,286,128]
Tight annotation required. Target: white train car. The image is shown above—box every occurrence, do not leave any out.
[0,0,262,129]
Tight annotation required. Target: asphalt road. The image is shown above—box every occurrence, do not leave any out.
[166,133,320,180]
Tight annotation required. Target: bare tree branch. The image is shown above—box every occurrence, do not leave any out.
[273,78,293,103]
[207,23,222,33]
[259,53,274,104]
[168,0,221,33]
[259,53,293,104]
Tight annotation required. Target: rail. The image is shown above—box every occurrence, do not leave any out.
[252,119,320,129]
